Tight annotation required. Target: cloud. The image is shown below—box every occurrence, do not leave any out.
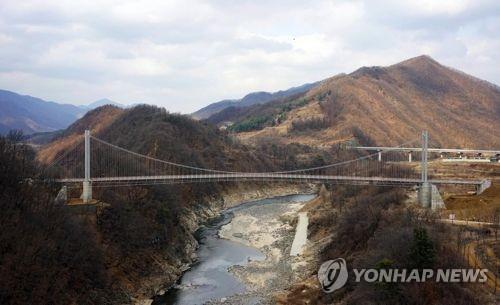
[0,0,498,113]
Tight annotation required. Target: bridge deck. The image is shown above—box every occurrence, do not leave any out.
[349,146,500,154]
[56,174,483,186]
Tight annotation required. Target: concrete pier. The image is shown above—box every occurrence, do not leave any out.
[418,131,431,208]
[55,186,68,204]
[81,181,92,203]
[430,184,444,210]
[476,180,492,195]
[418,182,432,208]
[82,130,92,203]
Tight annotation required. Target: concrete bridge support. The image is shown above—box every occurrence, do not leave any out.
[82,181,92,203]
[408,152,412,162]
[378,151,382,162]
[476,180,491,195]
[418,131,431,208]
[418,182,432,208]
[55,186,68,205]
[430,184,445,210]
[81,129,92,203]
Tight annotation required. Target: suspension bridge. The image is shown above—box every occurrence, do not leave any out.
[47,130,491,208]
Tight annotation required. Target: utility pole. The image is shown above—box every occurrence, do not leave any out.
[82,129,92,203]
[418,130,431,208]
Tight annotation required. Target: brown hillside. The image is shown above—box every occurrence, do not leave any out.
[38,105,124,164]
[235,55,500,148]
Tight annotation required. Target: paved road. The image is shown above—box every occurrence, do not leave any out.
[440,219,496,227]
[290,212,308,256]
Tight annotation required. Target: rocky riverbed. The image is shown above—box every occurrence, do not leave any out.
[209,194,316,305]
[133,184,315,305]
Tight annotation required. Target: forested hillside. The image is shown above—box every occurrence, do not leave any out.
[277,185,489,305]
[0,133,127,304]
[206,55,500,148]
[31,105,288,303]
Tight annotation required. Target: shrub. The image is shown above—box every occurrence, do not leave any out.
[409,227,436,269]
[0,135,126,305]
[290,117,330,132]
[229,116,272,132]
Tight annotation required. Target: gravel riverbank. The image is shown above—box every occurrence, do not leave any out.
[210,194,316,305]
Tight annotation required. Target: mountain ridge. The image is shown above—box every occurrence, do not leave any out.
[213,55,500,148]
[82,98,125,110]
[0,89,86,134]
[0,89,131,135]
[191,82,320,119]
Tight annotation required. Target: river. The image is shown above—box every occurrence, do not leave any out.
[152,194,314,305]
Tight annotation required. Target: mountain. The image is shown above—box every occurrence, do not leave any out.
[82,98,125,110]
[0,89,86,135]
[37,105,125,164]
[38,104,274,171]
[36,104,280,299]
[191,82,319,119]
[213,55,500,149]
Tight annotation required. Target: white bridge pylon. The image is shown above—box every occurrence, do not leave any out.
[48,130,488,206]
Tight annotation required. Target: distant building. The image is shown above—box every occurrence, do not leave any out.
[219,121,234,131]
[490,154,500,163]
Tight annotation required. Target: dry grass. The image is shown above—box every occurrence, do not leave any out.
[424,162,500,221]
[37,133,82,164]
[442,183,500,221]
[236,56,500,149]
[37,106,124,164]
[236,101,323,144]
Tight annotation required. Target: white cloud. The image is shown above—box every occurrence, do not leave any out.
[0,0,498,113]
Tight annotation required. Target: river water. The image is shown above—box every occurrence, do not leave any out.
[152,194,314,305]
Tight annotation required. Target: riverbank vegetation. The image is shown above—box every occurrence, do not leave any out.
[278,185,491,305]
[206,93,309,131]
[0,134,128,305]
[4,104,493,305]
[1,105,283,304]
[3,105,339,304]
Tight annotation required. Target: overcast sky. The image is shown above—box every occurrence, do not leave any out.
[0,0,499,113]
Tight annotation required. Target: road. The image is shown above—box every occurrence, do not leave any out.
[463,238,499,293]
[290,212,308,256]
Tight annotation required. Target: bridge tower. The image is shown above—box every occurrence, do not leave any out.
[81,129,92,203]
[418,130,432,207]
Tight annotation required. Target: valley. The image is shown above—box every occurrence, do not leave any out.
[2,1,500,304]
[152,194,315,305]
[0,55,499,305]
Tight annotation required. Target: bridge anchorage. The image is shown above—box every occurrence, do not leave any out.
[49,130,490,209]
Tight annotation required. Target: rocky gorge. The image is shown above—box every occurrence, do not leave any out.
[132,183,317,305]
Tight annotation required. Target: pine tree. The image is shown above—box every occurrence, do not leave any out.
[409,227,436,269]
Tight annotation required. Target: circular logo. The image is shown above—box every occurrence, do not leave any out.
[318,258,348,293]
